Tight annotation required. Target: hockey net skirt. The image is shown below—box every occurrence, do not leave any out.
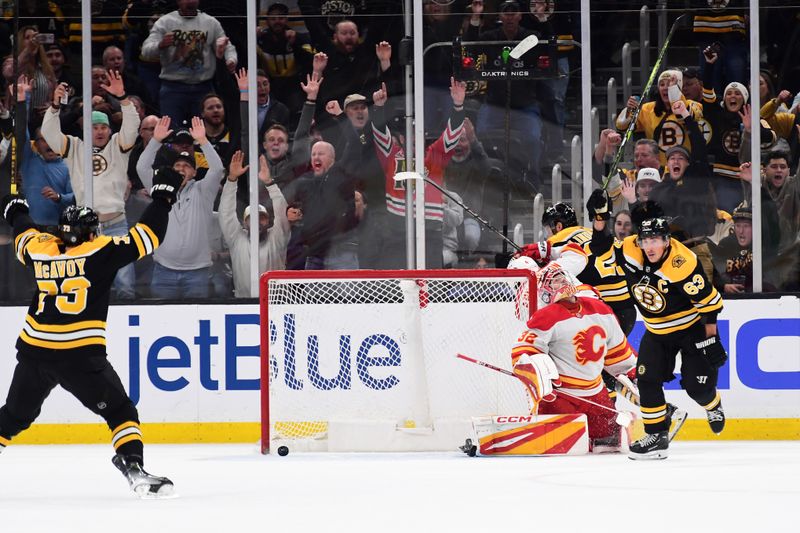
[260,269,535,453]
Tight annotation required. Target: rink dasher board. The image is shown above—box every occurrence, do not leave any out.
[0,296,797,443]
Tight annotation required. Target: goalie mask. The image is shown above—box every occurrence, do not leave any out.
[537,264,577,306]
[59,205,99,246]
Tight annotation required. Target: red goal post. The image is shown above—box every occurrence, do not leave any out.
[259,269,536,453]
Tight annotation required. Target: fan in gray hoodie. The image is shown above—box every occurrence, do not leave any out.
[219,151,290,297]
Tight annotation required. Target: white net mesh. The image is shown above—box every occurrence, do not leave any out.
[262,270,535,448]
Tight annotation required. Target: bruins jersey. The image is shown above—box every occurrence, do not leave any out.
[547,226,632,311]
[700,87,745,181]
[11,202,169,359]
[615,99,705,166]
[607,235,723,335]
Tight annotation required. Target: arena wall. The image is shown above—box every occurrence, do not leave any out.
[2,296,797,445]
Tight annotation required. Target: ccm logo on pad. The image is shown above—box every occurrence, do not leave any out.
[494,416,534,423]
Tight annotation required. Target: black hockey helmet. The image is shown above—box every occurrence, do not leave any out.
[542,202,578,230]
[630,200,665,232]
[636,217,671,244]
[59,205,99,246]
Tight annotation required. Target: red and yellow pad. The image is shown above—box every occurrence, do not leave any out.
[470,414,589,456]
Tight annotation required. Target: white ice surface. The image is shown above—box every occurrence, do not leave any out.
[1,442,798,533]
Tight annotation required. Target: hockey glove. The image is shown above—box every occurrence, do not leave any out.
[513,353,562,413]
[519,241,551,266]
[695,335,727,369]
[150,167,184,205]
[586,188,611,221]
[1,194,30,225]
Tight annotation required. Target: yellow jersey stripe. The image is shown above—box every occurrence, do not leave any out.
[642,415,667,425]
[644,315,702,335]
[0,435,10,446]
[26,315,106,332]
[15,228,38,263]
[129,227,147,258]
[646,307,697,324]
[20,331,106,350]
[137,223,159,250]
[559,375,602,389]
[605,350,633,366]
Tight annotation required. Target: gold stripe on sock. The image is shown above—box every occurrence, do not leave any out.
[703,392,721,411]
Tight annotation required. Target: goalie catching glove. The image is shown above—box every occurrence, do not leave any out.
[695,335,727,369]
[513,352,561,413]
[586,188,611,221]
[1,194,30,225]
[150,166,184,205]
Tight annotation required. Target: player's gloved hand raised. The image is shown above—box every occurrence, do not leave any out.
[150,167,184,205]
[695,335,727,369]
[1,194,30,225]
[587,188,611,221]
[519,241,551,266]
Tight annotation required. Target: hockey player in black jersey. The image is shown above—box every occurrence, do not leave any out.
[0,166,183,498]
[587,189,727,460]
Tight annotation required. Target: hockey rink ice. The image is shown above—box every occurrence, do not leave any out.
[0,441,797,532]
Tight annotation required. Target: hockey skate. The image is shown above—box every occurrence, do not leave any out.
[112,454,176,499]
[666,404,688,442]
[706,402,725,434]
[628,430,668,460]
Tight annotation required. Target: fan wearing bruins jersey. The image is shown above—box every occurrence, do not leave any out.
[519,202,636,335]
[586,189,727,460]
[616,70,704,166]
[0,166,182,498]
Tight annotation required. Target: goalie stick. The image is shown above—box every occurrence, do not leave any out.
[602,14,688,190]
[456,353,633,426]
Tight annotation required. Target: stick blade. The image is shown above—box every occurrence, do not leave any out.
[510,35,539,60]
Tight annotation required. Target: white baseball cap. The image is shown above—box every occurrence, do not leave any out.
[636,167,662,184]
[243,204,268,220]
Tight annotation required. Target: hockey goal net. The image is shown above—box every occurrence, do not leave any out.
[259,269,536,453]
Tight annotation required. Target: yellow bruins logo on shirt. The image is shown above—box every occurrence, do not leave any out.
[697,118,713,144]
[658,120,686,153]
[672,255,686,268]
[92,153,108,176]
[632,282,666,313]
[722,128,742,155]
[637,364,646,376]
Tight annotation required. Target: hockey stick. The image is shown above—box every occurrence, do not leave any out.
[456,353,633,425]
[606,372,686,442]
[602,14,688,190]
[394,172,522,252]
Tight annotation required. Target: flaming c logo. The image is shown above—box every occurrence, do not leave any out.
[572,325,606,365]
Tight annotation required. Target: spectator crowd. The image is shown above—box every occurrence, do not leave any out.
[0,0,797,301]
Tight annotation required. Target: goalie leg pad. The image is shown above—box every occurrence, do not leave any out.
[470,414,589,456]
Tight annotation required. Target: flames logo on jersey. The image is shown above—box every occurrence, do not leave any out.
[572,325,606,365]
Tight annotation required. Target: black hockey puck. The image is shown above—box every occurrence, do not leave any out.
[277,446,289,456]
